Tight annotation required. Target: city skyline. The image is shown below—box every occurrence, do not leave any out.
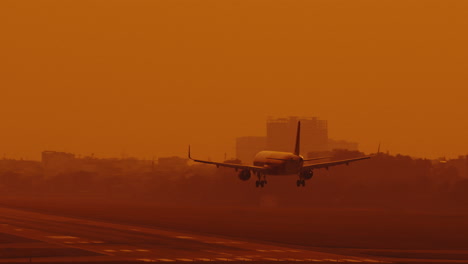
[1,1,467,161]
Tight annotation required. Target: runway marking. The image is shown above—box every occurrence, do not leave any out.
[46,236,78,239]
[175,235,193,239]
[304,259,323,262]
[177,258,193,262]
[92,240,104,243]
[263,258,279,261]
[362,259,380,263]
[136,249,150,252]
[158,258,176,262]
[195,258,211,261]
[104,249,116,252]
[130,228,141,231]
[137,259,153,262]
[256,249,268,252]
[342,259,363,262]
[323,259,338,262]
[120,249,134,252]
[78,241,89,244]
[14,228,23,231]
[286,249,301,252]
[271,249,285,252]
[234,257,251,261]
[216,258,230,261]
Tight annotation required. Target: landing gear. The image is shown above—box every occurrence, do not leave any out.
[255,180,266,188]
[255,173,267,188]
[296,179,306,187]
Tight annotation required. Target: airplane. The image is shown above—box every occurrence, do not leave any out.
[188,121,374,187]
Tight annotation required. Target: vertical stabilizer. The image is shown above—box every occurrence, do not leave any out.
[294,121,301,155]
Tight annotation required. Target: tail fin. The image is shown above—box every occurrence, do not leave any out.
[294,121,301,155]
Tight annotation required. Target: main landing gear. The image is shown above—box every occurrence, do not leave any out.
[255,173,267,188]
[296,179,306,187]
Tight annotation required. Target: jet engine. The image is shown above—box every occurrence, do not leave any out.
[300,170,313,180]
[238,170,251,181]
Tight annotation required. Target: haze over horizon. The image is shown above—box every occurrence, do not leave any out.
[1,0,467,161]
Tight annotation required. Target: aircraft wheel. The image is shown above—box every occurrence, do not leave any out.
[255,181,259,188]
[263,180,267,185]
[296,180,301,187]
[301,180,306,187]
[261,181,265,187]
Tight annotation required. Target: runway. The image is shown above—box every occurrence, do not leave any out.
[0,206,386,263]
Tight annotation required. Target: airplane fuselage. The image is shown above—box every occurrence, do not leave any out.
[253,151,304,175]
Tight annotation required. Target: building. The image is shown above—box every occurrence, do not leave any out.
[42,151,77,177]
[158,156,188,170]
[266,116,328,155]
[236,136,266,164]
[328,139,359,151]
[446,155,468,178]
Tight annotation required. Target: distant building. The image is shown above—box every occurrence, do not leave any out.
[446,155,468,178]
[328,139,359,151]
[158,156,188,170]
[236,136,266,164]
[266,116,328,155]
[42,151,76,177]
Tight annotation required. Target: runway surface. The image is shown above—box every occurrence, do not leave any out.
[0,206,390,263]
[1,206,468,264]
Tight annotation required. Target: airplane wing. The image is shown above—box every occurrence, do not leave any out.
[188,146,266,173]
[301,155,371,171]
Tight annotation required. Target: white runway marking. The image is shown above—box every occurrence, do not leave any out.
[47,236,78,239]
[362,259,380,263]
[305,259,323,262]
[177,258,193,262]
[92,240,104,243]
[343,259,363,262]
[234,257,251,261]
[137,259,153,262]
[120,249,133,252]
[158,258,176,262]
[263,258,279,261]
[195,258,211,261]
[271,249,285,252]
[14,228,23,231]
[103,249,116,252]
[175,235,193,239]
[256,249,268,252]
[136,249,150,252]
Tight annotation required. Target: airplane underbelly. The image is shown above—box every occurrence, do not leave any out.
[266,164,300,175]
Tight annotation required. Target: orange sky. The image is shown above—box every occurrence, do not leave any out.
[1,0,467,160]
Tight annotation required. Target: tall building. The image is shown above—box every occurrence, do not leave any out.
[236,136,266,164]
[266,116,328,155]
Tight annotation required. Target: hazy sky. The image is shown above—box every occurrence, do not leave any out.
[1,0,467,160]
